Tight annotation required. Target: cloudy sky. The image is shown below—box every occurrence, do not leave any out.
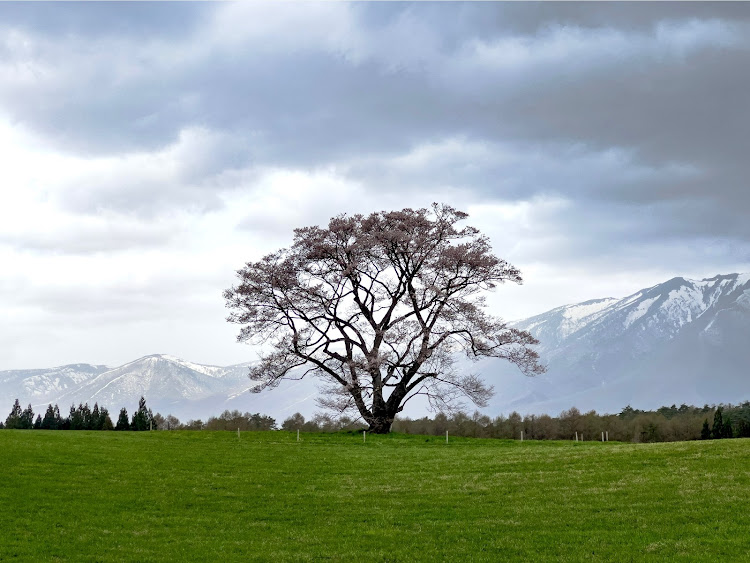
[2,2,749,370]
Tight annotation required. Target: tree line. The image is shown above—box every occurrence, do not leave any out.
[1,398,277,432]
[277,402,750,443]
[3,397,157,431]
[386,403,750,442]
[5,397,750,442]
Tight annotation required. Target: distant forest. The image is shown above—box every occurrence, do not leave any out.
[3,398,750,443]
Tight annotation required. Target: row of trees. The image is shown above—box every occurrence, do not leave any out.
[276,403,750,443]
[172,410,278,431]
[3,397,156,431]
[6,396,750,443]
[1,399,276,433]
[699,406,750,440]
[384,403,750,443]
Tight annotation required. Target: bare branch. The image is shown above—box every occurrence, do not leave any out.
[225,204,545,433]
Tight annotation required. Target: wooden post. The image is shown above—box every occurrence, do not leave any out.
[521,430,523,442]
[606,431,609,441]
[363,430,366,443]
[150,421,152,431]
[446,430,448,444]
[297,429,300,442]
[601,431,604,442]
[575,431,578,442]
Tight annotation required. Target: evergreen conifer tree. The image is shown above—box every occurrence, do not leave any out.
[41,404,57,429]
[131,397,152,431]
[20,404,34,429]
[737,418,750,438]
[700,419,711,440]
[91,403,101,430]
[115,408,130,431]
[712,407,725,439]
[5,399,22,429]
[100,408,114,431]
[69,404,84,430]
[79,403,92,430]
[34,415,42,429]
[722,416,734,439]
[54,404,69,430]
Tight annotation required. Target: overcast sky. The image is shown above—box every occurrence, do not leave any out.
[2,2,749,369]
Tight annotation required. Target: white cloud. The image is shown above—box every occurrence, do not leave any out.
[205,3,443,72]
[207,2,356,54]
[1,3,749,371]
[460,18,745,74]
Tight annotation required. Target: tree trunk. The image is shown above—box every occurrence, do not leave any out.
[365,374,395,433]
[367,415,394,434]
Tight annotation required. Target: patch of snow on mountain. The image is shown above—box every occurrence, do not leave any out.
[23,376,65,396]
[704,283,727,309]
[623,296,658,329]
[158,355,224,377]
[736,290,750,312]
[660,285,707,329]
[558,299,617,338]
[520,319,547,332]
[226,387,254,401]
[613,291,646,310]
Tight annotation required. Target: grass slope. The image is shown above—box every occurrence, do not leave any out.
[1,431,749,562]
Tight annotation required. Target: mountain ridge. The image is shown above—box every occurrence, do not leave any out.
[486,272,750,414]
[2,273,749,420]
[0,354,313,422]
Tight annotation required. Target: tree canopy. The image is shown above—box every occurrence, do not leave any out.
[225,204,544,433]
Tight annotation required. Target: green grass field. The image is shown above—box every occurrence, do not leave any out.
[1,431,749,562]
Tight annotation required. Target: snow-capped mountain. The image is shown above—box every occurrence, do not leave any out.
[484,273,750,415]
[0,363,110,404]
[2,274,749,420]
[519,273,750,358]
[0,354,318,422]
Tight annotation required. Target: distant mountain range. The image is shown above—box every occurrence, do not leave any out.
[2,273,749,420]
[482,272,750,415]
[0,354,317,422]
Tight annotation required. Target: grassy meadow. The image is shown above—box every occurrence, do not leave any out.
[1,430,749,562]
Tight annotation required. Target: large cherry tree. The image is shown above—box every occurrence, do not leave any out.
[224,204,544,433]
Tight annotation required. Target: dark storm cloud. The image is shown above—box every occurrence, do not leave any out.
[1,2,749,254]
[469,2,750,34]
[357,2,750,48]
[3,3,743,161]
[1,4,745,161]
